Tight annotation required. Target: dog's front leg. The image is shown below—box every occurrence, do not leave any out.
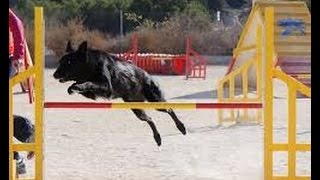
[68,82,112,97]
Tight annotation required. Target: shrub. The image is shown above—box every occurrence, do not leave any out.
[33,13,242,60]
[45,18,112,58]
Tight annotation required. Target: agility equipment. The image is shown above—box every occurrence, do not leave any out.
[218,1,311,179]
[119,34,207,79]
[9,3,311,180]
[9,7,44,180]
[218,0,311,124]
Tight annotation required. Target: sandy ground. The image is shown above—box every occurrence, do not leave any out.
[12,65,310,180]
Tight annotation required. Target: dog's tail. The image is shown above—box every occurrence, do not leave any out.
[142,76,166,102]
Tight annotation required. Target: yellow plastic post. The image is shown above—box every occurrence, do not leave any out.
[9,84,14,180]
[288,84,297,180]
[34,7,44,180]
[256,25,263,124]
[256,25,262,101]
[229,78,235,120]
[242,66,248,99]
[242,65,249,121]
[217,84,224,125]
[264,7,274,180]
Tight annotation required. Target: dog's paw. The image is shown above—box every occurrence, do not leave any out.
[67,86,75,95]
[67,84,83,95]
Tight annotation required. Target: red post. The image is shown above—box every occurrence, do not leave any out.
[185,35,191,79]
[184,35,207,80]
[24,42,34,104]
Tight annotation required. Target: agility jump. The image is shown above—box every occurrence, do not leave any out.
[218,0,311,126]
[9,2,311,180]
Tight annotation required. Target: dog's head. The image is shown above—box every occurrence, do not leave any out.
[53,41,93,83]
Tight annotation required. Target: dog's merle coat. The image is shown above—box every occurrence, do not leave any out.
[53,41,186,146]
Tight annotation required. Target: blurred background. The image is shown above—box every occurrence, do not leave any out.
[9,0,311,63]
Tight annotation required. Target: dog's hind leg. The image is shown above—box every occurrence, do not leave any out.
[143,81,186,135]
[142,81,186,135]
[143,98,186,135]
[156,108,186,135]
[131,109,162,146]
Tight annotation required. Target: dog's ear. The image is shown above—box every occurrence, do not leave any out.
[78,41,88,53]
[66,40,74,53]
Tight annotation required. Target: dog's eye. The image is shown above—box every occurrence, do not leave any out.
[67,60,71,65]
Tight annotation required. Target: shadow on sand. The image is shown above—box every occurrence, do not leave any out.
[170,88,285,100]
[163,122,262,137]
